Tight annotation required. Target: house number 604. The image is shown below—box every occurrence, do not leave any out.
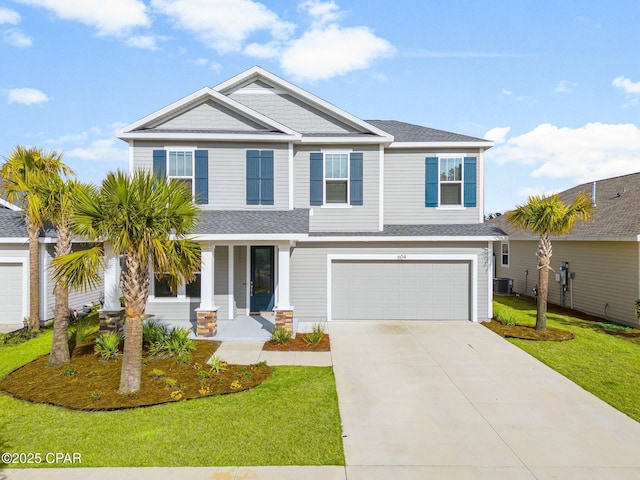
[397,254,407,260]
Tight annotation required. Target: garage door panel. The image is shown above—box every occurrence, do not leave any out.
[0,263,24,325]
[332,260,470,321]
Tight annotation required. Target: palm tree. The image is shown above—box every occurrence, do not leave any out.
[507,193,592,331]
[39,178,94,366]
[0,146,73,332]
[52,170,201,393]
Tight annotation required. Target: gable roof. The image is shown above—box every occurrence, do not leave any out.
[491,171,640,240]
[367,120,491,145]
[0,208,27,238]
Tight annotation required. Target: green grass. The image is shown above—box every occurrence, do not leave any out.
[0,329,345,467]
[493,296,640,422]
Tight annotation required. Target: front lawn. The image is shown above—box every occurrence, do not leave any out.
[0,327,344,467]
[491,296,640,422]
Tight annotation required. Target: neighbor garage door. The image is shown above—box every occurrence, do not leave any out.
[0,263,24,326]
[331,260,470,320]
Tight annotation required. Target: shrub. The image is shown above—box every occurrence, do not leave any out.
[207,355,227,374]
[305,323,325,346]
[94,332,123,361]
[146,325,195,359]
[63,368,77,376]
[271,327,292,345]
[143,320,169,348]
[164,328,195,357]
[69,317,95,348]
[149,368,166,379]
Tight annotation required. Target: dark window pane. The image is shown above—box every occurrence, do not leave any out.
[326,180,348,203]
[185,273,201,298]
[440,184,461,205]
[154,276,176,297]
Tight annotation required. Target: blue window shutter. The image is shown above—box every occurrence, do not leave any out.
[260,151,274,205]
[194,150,208,205]
[350,152,363,206]
[425,157,438,207]
[153,150,166,181]
[246,150,260,205]
[463,157,477,207]
[310,152,323,206]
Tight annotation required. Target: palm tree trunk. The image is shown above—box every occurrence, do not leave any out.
[119,252,149,394]
[536,234,553,331]
[49,222,72,366]
[27,221,40,332]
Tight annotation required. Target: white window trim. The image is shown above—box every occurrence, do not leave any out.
[322,150,351,206]
[500,241,510,268]
[438,155,464,208]
[165,146,196,198]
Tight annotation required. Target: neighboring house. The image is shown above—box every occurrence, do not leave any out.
[491,172,640,327]
[113,66,505,330]
[0,203,103,329]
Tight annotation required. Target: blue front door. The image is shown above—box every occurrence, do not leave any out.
[250,246,274,313]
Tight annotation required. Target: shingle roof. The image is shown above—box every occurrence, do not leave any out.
[490,171,640,238]
[0,208,27,238]
[194,209,310,235]
[310,223,506,237]
[366,120,488,143]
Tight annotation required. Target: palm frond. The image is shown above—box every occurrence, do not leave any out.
[50,246,104,292]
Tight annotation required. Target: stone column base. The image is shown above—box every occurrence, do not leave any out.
[98,308,125,334]
[274,308,294,334]
[196,309,218,337]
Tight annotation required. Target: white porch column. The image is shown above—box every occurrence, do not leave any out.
[277,243,291,308]
[196,244,218,337]
[199,244,215,311]
[103,242,121,310]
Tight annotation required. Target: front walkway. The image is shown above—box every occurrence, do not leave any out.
[6,321,640,480]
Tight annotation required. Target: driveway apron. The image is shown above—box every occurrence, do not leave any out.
[328,321,640,479]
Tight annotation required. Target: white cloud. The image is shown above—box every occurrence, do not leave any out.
[151,0,295,53]
[244,41,282,59]
[300,0,342,26]
[516,186,560,200]
[4,29,32,47]
[555,80,576,94]
[0,7,20,24]
[484,127,510,144]
[487,122,640,183]
[280,24,394,82]
[17,0,149,35]
[613,76,640,94]
[373,73,388,82]
[67,139,127,162]
[126,34,159,50]
[6,87,50,105]
[500,89,512,96]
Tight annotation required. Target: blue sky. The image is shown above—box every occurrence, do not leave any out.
[1,0,640,214]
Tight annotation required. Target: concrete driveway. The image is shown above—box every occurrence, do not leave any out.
[329,320,640,480]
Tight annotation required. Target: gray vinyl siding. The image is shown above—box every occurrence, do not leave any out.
[234,246,247,313]
[229,91,360,133]
[131,141,290,210]
[214,246,229,320]
[44,243,104,321]
[154,100,267,131]
[294,144,380,232]
[384,149,481,224]
[145,300,199,324]
[494,240,640,327]
[290,241,490,322]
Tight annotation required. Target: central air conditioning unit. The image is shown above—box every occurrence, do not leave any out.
[494,277,513,296]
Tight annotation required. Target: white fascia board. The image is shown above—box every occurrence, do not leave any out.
[303,235,508,242]
[0,237,28,244]
[116,86,301,139]
[509,235,639,242]
[299,136,390,145]
[387,141,494,149]
[214,66,394,141]
[188,233,309,242]
[118,132,301,142]
[0,198,21,211]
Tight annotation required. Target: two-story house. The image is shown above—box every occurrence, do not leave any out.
[109,66,505,335]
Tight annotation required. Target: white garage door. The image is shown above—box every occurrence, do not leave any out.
[331,260,470,320]
[0,263,24,326]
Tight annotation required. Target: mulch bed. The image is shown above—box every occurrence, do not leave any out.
[263,333,331,351]
[0,338,272,411]
[483,321,574,341]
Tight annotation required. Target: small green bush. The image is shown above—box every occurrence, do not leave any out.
[271,327,292,345]
[69,317,95,348]
[143,320,169,347]
[94,332,123,361]
[305,323,325,346]
[207,355,227,374]
[149,368,166,379]
[63,368,77,376]
[146,324,194,359]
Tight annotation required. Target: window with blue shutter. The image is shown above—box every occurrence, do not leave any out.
[310,152,324,206]
[463,157,477,207]
[425,157,438,207]
[246,150,274,205]
[153,149,208,204]
[153,150,166,181]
